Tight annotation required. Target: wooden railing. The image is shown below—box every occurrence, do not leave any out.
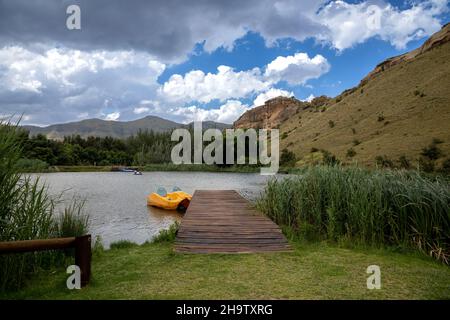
[0,235,91,287]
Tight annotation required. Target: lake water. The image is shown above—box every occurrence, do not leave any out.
[35,172,275,247]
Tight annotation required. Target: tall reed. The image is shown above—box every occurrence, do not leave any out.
[257,166,450,263]
[0,121,89,291]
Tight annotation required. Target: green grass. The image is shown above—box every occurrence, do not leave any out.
[1,241,449,300]
[256,165,450,264]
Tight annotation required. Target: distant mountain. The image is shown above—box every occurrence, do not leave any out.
[23,116,231,139]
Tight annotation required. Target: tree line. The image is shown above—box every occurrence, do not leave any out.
[16,129,174,166]
[16,128,293,168]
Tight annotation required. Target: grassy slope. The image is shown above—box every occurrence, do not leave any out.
[281,42,450,167]
[1,242,449,300]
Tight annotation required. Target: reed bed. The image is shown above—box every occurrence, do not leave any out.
[0,121,89,291]
[257,166,450,264]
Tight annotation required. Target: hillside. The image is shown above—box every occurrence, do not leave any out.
[237,23,450,169]
[23,116,231,139]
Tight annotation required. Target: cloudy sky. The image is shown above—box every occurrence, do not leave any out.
[0,0,449,126]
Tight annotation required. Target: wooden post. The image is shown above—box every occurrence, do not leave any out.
[74,235,91,287]
[0,235,92,287]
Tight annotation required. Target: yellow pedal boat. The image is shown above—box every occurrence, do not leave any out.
[147,191,192,211]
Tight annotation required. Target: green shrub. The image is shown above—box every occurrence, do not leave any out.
[421,144,442,160]
[346,148,356,158]
[280,148,297,166]
[377,113,385,122]
[375,155,394,168]
[152,222,179,243]
[257,166,450,263]
[15,158,49,172]
[328,120,335,128]
[321,150,340,166]
[55,199,89,238]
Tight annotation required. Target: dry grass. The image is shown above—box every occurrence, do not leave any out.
[281,42,450,168]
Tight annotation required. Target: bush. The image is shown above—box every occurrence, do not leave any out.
[152,222,179,243]
[346,148,356,158]
[257,166,450,263]
[377,113,385,122]
[55,199,89,238]
[328,120,335,128]
[352,139,361,146]
[421,144,442,160]
[15,158,49,172]
[280,148,297,167]
[321,150,340,166]
[375,155,394,168]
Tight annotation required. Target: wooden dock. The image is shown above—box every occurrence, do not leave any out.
[174,190,291,253]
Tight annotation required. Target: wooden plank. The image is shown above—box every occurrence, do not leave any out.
[174,190,291,254]
[0,237,76,253]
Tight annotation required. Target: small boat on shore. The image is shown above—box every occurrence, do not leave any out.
[147,187,192,212]
[134,170,142,175]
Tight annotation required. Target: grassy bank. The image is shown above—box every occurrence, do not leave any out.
[142,163,262,173]
[1,240,449,299]
[23,164,265,173]
[257,165,450,264]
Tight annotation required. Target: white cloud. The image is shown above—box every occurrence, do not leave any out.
[160,53,329,104]
[317,0,447,50]
[0,46,165,125]
[160,65,269,104]
[171,100,250,124]
[265,52,330,85]
[253,88,294,107]
[105,112,120,121]
[133,107,150,114]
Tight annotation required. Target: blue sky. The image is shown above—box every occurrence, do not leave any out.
[0,0,449,125]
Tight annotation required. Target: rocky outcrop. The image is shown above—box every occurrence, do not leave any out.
[233,96,303,129]
[233,95,331,129]
[361,23,450,85]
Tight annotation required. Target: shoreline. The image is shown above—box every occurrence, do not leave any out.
[20,164,295,174]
